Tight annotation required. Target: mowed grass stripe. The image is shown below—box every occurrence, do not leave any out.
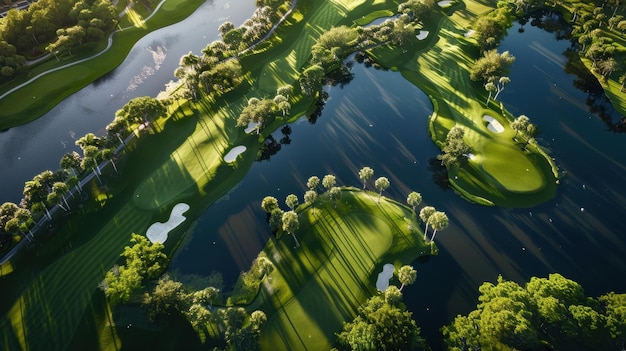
[1,202,150,350]
[259,190,425,350]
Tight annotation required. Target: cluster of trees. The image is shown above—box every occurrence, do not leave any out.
[442,273,626,350]
[142,274,267,350]
[510,114,537,149]
[472,4,514,51]
[567,0,626,84]
[0,40,25,79]
[99,233,169,305]
[172,2,290,101]
[261,166,450,249]
[227,252,275,305]
[236,85,293,133]
[436,126,474,167]
[99,234,267,350]
[0,0,117,76]
[334,284,428,350]
[470,49,516,104]
[0,95,166,254]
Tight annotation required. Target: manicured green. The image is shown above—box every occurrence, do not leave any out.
[368,0,558,207]
[251,188,433,350]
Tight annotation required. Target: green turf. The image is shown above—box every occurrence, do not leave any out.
[368,0,558,207]
[251,188,432,350]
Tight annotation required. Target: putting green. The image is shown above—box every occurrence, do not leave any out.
[478,142,545,193]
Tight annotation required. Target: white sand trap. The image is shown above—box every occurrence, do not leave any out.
[464,29,475,38]
[376,263,395,291]
[244,122,259,134]
[416,30,429,40]
[224,145,246,163]
[438,0,452,6]
[483,115,505,133]
[146,203,190,244]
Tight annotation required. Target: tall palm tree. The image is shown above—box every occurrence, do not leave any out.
[419,206,436,240]
[511,115,530,141]
[406,191,422,216]
[374,177,390,203]
[282,211,300,248]
[429,211,449,242]
[306,176,320,191]
[285,194,299,211]
[304,190,317,213]
[48,182,71,212]
[329,187,341,208]
[322,174,337,193]
[261,196,279,213]
[397,265,417,291]
[358,167,374,189]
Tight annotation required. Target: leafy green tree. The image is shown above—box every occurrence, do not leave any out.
[142,274,187,322]
[300,64,325,97]
[307,176,320,190]
[358,167,374,189]
[397,265,417,291]
[116,96,166,127]
[428,211,449,242]
[285,194,299,211]
[261,196,279,213]
[282,211,300,248]
[470,50,516,83]
[329,187,342,208]
[419,206,436,240]
[265,206,282,232]
[511,114,530,141]
[374,177,390,203]
[437,126,473,167]
[406,191,422,216]
[336,292,425,350]
[122,233,168,279]
[304,190,317,213]
[322,174,337,192]
[101,265,142,306]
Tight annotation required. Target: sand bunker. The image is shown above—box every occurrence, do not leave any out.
[483,115,505,133]
[416,30,429,40]
[244,122,259,134]
[464,29,475,38]
[438,0,452,6]
[224,145,247,163]
[146,203,190,244]
[376,263,395,291]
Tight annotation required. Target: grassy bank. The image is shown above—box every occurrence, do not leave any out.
[0,0,206,130]
[253,188,433,350]
[368,0,558,207]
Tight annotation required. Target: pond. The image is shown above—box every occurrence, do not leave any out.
[168,16,626,349]
[0,0,257,203]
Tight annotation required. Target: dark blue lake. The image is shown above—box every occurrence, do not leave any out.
[169,19,626,349]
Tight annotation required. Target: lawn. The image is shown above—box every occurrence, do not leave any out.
[253,188,432,350]
[368,0,558,207]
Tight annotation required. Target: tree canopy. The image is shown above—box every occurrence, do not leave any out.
[442,274,626,350]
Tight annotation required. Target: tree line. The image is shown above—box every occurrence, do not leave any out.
[99,233,268,350]
[0,0,118,80]
[260,166,449,251]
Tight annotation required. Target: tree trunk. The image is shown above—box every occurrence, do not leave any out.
[291,232,301,248]
[110,159,118,173]
[423,222,429,240]
[62,196,71,211]
[430,229,439,242]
